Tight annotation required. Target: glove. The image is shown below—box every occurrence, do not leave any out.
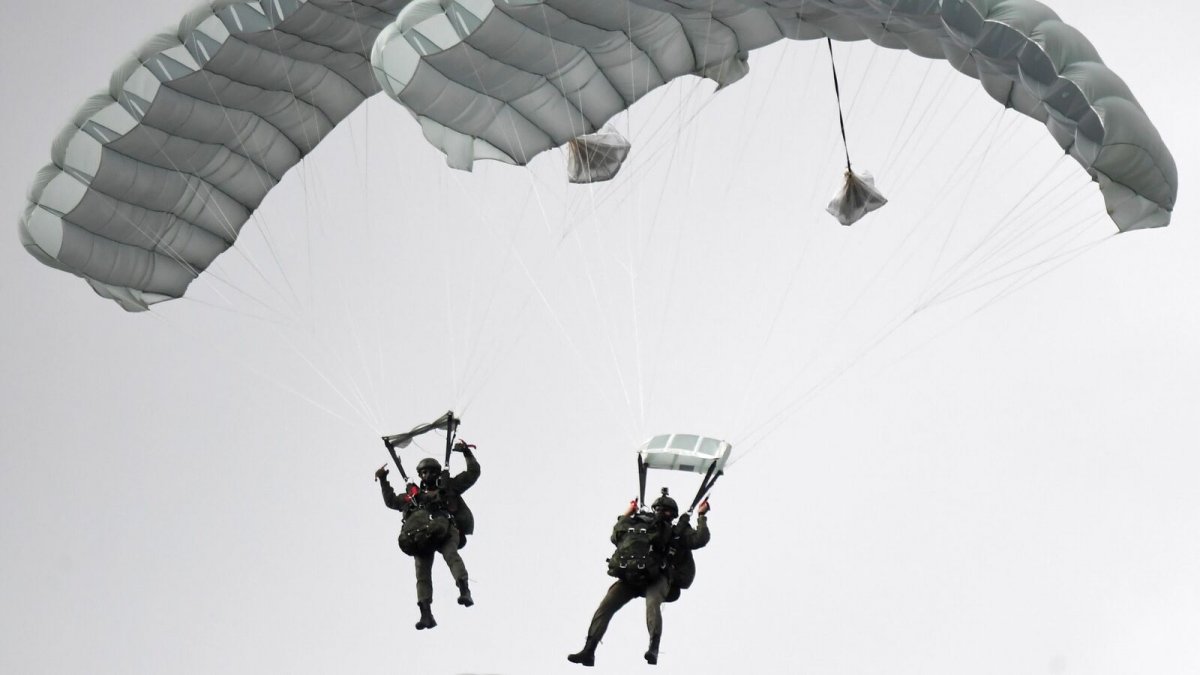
[374,465,389,481]
[698,499,710,516]
[452,439,476,453]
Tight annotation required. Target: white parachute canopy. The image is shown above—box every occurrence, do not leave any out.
[382,410,458,450]
[639,434,732,475]
[638,434,730,512]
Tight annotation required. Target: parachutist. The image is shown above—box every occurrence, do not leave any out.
[377,436,480,629]
[567,490,710,667]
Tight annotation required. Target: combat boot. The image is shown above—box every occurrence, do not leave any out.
[456,578,474,607]
[644,634,661,665]
[567,637,599,667]
[415,601,437,630]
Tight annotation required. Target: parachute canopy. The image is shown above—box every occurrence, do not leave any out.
[639,434,732,476]
[20,0,1177,310]
[382,410,458,450]
[376,0,1175,231]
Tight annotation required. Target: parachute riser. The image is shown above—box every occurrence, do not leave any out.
[637,454,649,508]
[381,438,411,483]
[443,410,460,470]
[687,461,723,515]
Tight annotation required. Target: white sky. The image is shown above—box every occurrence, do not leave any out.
[2,2,1198,674]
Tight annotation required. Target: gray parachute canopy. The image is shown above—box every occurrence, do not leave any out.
[21,0,1178,311]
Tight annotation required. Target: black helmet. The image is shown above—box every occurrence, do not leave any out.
[416,457,442,475]
[651,489,678,517]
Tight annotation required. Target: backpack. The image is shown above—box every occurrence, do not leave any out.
[397,508,451,556]
[606,514,666,586]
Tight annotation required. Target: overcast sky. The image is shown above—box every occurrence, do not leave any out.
[2,2,1197,674]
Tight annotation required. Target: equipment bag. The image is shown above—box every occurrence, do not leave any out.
[397,509,451,556]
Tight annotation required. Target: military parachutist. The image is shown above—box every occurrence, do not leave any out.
[567,489,711,666]
[376,413,480,630]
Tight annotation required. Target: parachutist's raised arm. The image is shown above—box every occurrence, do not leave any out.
[376,469,415,512]
[449,443,480,493]
[686,514,711,551]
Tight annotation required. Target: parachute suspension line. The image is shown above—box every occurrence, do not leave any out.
[838,106,1010,325]
[265,314,385,432]
[888,87,993,198]
[917,154,1073,309]
[871,217,1111,385]
[728,224,817,433]
[844,43,884,125]
[562,208,643,438]
[451,187,540,415]
[826,39,853,172]
[976,180,1102,274]
[146,310,367,433]
[727,42,845,435]
[571,148,647,435]
[928,212,1107,311]
[443,177,638,444]
[879,62,954,178]
[868,108,1008,294]
[924,183,1103,310]
[732,300,920,462]
[918,108,1011,295]
[721,40,810,206]
[960,223,1112,313]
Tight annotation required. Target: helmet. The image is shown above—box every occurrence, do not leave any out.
[651,490,678,517]
[415,457,442,475]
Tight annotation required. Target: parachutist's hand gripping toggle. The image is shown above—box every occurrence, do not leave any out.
[698,499,711,516]
[625,499,638,517]
[452,439,476,454]
[375,465,389,482]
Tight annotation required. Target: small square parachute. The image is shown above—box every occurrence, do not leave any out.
[638,434,731,475]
